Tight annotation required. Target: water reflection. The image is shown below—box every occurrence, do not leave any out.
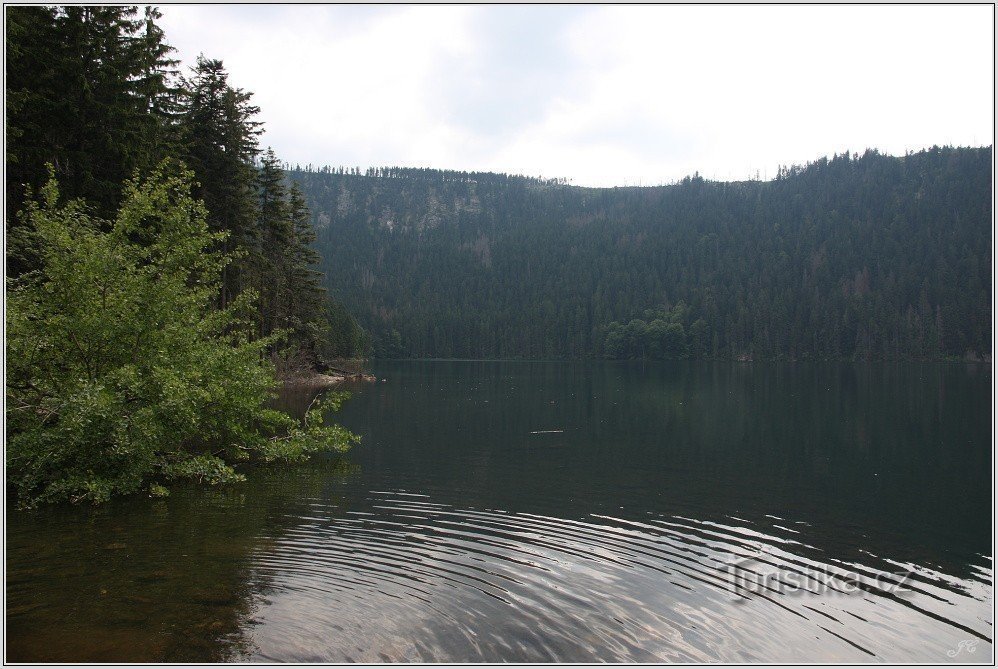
[6,459,358,661]
[242,491,992,662]
[6,361,993,662]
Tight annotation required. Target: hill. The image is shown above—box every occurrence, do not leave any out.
[288,147,992,360]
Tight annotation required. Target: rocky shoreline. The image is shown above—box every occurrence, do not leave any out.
[280,371,377,389]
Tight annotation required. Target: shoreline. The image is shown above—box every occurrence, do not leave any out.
[279,371,377,389]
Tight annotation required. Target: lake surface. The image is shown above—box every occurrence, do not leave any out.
[6,361,993,662]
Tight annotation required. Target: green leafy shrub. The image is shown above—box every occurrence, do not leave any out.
[255,393,360,463]
[6,162,358,507]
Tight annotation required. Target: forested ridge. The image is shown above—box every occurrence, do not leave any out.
[290,146,992,361]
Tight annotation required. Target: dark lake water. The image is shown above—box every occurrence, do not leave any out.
[6,361,993,662]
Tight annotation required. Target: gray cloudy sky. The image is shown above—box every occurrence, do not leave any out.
[159,5,994,187]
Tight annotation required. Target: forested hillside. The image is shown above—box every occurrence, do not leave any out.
[289,147,991,361]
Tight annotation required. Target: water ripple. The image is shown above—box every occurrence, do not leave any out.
[240,490,994,662]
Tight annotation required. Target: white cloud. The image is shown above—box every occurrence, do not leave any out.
[159,5,994,186]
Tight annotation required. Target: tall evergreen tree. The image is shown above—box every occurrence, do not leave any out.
[6,5,62,275]
[254,150,342,362]
[177,55,262,308]
[285,181,330,356]
[133,6,183,161]
[5,5,179,274]
[253,147,292,338]
[46,6,144,210]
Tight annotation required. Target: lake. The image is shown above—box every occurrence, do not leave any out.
[6,361,993,662]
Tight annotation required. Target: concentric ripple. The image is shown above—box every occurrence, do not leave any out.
[241,490,993,663]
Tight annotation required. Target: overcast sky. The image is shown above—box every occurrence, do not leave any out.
[159,5,994,187]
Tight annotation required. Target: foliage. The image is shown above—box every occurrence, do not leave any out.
[254,393,360,463]
[5,6,368,361]
[5,6,180,227]
[176,54,261,309]
[321,298,372,359]
[6,164,358,507]
[604,304,691,360]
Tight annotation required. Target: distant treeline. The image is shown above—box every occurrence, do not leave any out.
[289,146,991,361]
[287,164,571,186]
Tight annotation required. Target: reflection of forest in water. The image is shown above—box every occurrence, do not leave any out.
[335,360,991,579]
[6,457,359,662]
[6,361,991,661]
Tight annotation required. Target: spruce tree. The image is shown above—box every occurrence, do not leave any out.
[254,147,292,339]
[133,6,183,164]
[177,55,261,308]
[286,181,329,356]
[6,5,181,274]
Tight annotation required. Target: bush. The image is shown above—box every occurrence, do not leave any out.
[6,162,357,507]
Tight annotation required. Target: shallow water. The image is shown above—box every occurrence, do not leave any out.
[6,361,993,662]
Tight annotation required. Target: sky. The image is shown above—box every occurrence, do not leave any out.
[159,5,994,187]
